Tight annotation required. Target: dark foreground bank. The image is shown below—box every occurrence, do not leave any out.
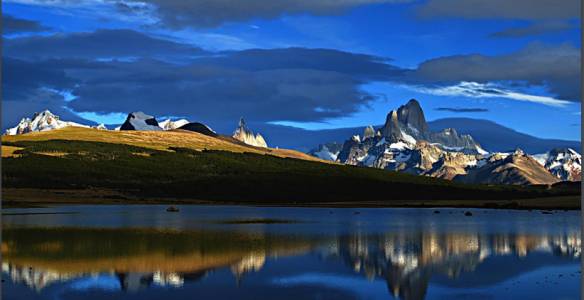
[2,140,580,209]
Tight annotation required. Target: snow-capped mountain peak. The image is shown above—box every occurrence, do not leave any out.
[93,123,108,130]
[311,99,577,185]
[308,142,343,161]
[5,110,88,135]
[158,118,190,130]
[535,148,581,181]
[120,112,162,131]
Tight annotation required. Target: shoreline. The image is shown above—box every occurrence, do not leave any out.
[2,188,580,210]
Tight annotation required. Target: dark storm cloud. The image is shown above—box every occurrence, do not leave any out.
[2,14,49,34]
[2,44,400,124]
[2,57,76,99]
[1,26,402,123]
[123,0,409,28]
[435,107,489,113]
[3,29,206,59]
[490,21,576,38]
[3,26,579,127]
[195,48,401,80]
[407,43,581,101]
[417,0,581,20]
[65,56,391,123]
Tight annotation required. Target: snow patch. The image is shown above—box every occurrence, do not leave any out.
[159,119,189,130]
[400,131,417,145]
[475,145,489,155]
[389,142,409,151]
[375,138,387,147]
[313,145,339,161]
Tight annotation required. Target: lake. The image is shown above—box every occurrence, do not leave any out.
[1,205,581,300]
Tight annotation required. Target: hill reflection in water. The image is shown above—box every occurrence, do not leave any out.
[2,215,581,300]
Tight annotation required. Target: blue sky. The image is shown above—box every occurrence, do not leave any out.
[2,0,581,140]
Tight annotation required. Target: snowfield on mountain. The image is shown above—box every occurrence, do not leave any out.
[5,110,88,135]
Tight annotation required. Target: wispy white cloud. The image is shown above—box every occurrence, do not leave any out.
[69,109,128,124]
[405,81,570,107]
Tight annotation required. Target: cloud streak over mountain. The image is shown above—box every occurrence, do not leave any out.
[435,107,489,113]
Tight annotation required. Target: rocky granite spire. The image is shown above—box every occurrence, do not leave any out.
[381,110,405,141]
[233,117,268,148]
[363,125,376,140]
[378,99,482,152]
[396,99,429,134]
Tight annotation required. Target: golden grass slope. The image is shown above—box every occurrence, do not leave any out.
[1,146,23,158]
[2,127,327,162]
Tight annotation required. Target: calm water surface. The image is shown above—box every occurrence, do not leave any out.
[1,205,581,300]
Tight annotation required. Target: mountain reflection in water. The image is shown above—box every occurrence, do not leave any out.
[2,223,581,300]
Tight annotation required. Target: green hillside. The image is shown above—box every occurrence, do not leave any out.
[2,138,579,208]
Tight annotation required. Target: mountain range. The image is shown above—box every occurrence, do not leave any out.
[247,119,580,155]
[429,118,581,154]
[9,110,577,155]
[117,112,266,147]
[5,104,581,186]
[6,110,264,148]
[312,99,580,185]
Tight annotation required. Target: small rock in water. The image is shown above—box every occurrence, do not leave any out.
[433,210,440,214]
[464,211,472,216]
[541,211,553,215]
[353,211,361,215]
[166,206,179,212]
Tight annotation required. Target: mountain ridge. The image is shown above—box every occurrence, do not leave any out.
[329,99,580,185]
[4,110,89,135]
[7,110,578,154]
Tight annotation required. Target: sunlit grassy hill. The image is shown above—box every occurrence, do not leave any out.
[2,127,323,162]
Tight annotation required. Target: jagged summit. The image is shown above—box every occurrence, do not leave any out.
[534,148,581,181]
[461,149,561,185]
[513,148,525,156]
[363,125,376,140]
[396,99,429,134]
[5,110,88,135]
[331,99,576,185]
[120,112,162,131]
[233,117,268,148]
[379,99,482,152]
